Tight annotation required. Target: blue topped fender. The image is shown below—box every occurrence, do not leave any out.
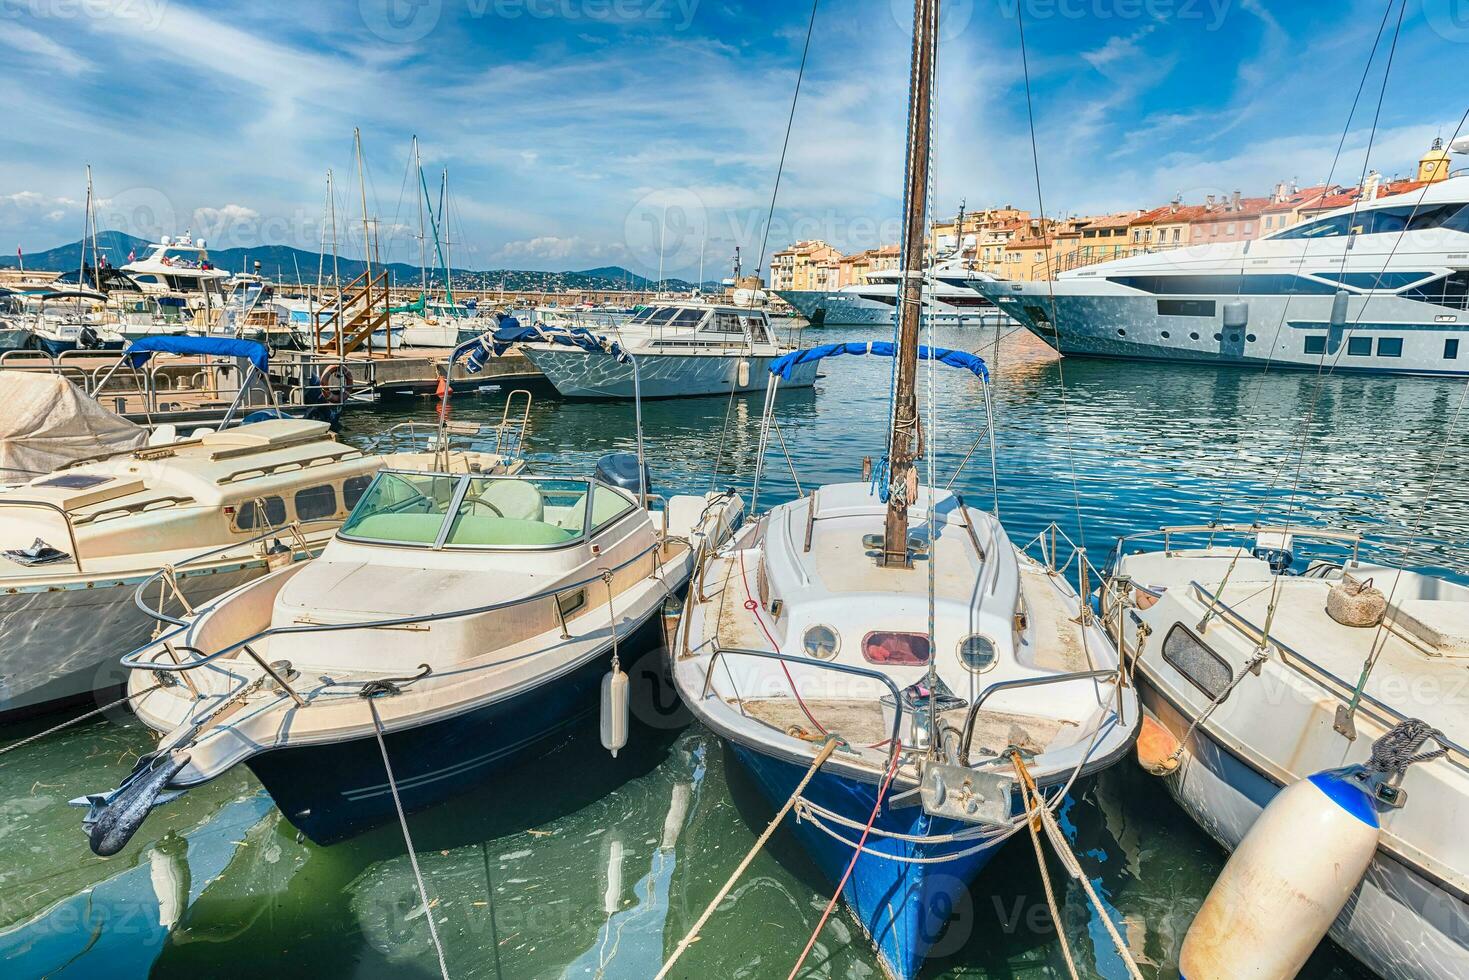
[769,342,989,382]
[124,336,269,375]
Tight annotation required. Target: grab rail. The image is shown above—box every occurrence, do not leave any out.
[0,499,86,572]
[1116,522,1363,563]
[959,668,1120,766]
[120,536,674,675]
[700,645,906,752]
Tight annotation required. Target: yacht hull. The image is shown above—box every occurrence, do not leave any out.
[776,290,1003,329]
[522,348,819,399]
[988,289,1469,376]
[730,743,998,980]
[1138,676,1469,980]
[245,614,660,845]
[0,562,264,722]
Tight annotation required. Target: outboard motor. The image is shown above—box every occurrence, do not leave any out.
[594,452,651,499]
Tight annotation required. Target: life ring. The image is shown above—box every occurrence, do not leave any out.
[319,364,355,403]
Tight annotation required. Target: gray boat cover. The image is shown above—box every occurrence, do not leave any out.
[0,373,147,481]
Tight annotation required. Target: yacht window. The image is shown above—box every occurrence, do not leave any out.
[1401,271,1469,310]
[644,308,678,325]
[1157,299,1215,317]
[861,631,931,666]
[1377,337,1403,358]
[741,316,772,343]
[1161,624,1232,701]
[1446,338,1460,360]
[343,475,372,508]
[1311,271,1438,291]
[670,309,704,327]
[710,312,743,333]
[1347,336,1372,356]
[557,588,587,618]
[1273,214,1355,240]
[1304,335,1327,354]
[294,485,337,521]
[236,495,286,530]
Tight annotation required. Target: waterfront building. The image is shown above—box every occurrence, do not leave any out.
[769,240,841,291]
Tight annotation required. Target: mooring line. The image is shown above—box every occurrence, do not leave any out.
[367,698,450,980]
[0,684,161,759]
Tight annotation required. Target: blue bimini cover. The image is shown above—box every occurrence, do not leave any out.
[124,336,270,375]
[768,342,988,382]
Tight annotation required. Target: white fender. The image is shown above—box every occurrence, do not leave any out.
[600,667,629,757]
[737,359,751,387]
[1181,770,1380,979]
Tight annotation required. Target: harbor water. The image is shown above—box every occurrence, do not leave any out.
[6,322,1463,978]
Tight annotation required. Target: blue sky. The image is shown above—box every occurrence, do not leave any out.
[2,0,1465,279]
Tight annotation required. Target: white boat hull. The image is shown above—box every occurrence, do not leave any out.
[521,348,818,399]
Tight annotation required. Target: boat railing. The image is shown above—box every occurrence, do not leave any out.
[0,498,86,572]
[1184,579,1469,770]
[958,668,1121,766]
[120,536,675,705]
[1114,522,1364,564]
[698,645,906,752]
[1021,522,1108,610]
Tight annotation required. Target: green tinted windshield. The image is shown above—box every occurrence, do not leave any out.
[339,474,625,548]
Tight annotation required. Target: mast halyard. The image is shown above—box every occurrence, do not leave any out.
[883,0,940,569]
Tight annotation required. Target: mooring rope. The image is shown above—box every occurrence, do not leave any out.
[0,683,162,758]
[1366,719,1449,774]
[655,736,840,980]
[366,697,450,980]
[1017,757,1079,980]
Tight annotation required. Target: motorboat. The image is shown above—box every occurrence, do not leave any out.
[1104,523,1469,978]
[513,301,819,399]
[976,149,1469,376]
[86,453,742,850]
[0,413,526,723]
[121,233,230,318]
[22,289,126,354]
[777,258,1010,329]
[0,288,33,351]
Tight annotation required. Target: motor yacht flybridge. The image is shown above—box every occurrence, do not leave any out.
[666,4,1137,977]
[121,234,231,314]
[979,138,1469,375]
[513,301,818,399]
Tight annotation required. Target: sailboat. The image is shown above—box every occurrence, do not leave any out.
[399,145,485,348]
[668,3,1137,977]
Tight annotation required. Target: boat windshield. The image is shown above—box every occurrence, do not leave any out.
[339,473,635,548]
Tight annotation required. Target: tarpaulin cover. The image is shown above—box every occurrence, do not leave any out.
[123,336,269,375]
[0,373,148,481]
[768,342,988,382]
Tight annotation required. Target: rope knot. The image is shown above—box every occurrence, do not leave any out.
[1367,718,1448,775]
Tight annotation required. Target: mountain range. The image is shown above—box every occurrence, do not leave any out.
[5,231,711,292]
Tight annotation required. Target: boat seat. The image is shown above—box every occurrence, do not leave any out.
[470,480,544,522]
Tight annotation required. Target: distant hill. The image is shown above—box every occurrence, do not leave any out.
[5,232,711,292]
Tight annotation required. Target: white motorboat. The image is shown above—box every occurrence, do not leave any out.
[0,288,34,351]
[778,257,1010,329]
[87,453,741,849]
[515,301,818,399]
[978,145,1469,376]
[0,415,524,722]
[121,233,230,318]
[1105,524,1469,978]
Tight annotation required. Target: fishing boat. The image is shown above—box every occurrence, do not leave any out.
[86,452,741,851]
[0,407,527,723]
[1104,524,1469,978]
[667,6,1136,976]
[514,301,818,399]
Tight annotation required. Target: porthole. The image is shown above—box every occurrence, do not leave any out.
[803,624,840,661]
[1160,331,1170,339]
[957,634,998,673]
[1117,328,1127,337]
[1189,332,1200,341]
[1246,333,1257,343]
[1213,332,1223,341]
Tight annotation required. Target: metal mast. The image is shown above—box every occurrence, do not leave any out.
[883,0,940,568]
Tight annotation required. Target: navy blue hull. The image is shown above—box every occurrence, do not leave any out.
[732,744,1002,980]
[248,618,658,845]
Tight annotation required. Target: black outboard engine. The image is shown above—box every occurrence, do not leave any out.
[594,452,651,499]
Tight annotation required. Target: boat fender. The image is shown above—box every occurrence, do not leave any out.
[1135,714,1181,775]
[737,359,750,387]
[81,750,191,857]
[600,666,629,758]
[1179,767,1380,979]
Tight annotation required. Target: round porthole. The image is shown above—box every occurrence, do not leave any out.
[957,634,998,673]
[1246,333,1257,342]
[1213,332,1223,341]
[1189,332,1200,341]
[1117,328,1127,337]
[803,624,840,660]
[1160,331,1170,339]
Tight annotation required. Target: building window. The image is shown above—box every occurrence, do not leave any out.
[1377,337,1403,358]
[1347,336,1372,356]
[1446,338,1460,360]
[1304,335,1327,354]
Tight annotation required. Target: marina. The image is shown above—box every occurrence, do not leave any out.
[2,1,1466,978]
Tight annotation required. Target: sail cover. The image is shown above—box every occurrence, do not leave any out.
[0,373,148,481]
[768,342,989,382]
[124,336,269,375]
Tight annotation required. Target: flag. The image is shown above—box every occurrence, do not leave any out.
[127,249,136,262]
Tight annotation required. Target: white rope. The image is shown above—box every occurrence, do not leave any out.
[368,698,450,980]
[0,684,162,757]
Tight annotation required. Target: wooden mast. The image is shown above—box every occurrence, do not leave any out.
[883,0,940,568]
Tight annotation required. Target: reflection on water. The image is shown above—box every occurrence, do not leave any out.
[5,323,1461,977]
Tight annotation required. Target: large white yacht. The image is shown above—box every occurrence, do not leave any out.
[978,153,1469,375]
[777,258,1009,328]
[121,234,231,316]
